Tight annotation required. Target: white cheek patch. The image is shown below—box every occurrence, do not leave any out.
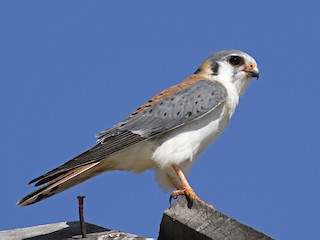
[216,61,237,80]
[214,59,251,96]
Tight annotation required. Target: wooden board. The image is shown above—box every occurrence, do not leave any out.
[158,197,273,240]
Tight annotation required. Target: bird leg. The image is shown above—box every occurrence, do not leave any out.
[170,164,213,208]
[170,164,201,201]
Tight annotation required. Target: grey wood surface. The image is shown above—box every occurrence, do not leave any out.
[158,196,273,240]
[0,221,152,240]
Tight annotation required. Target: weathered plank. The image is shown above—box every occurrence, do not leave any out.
[158,196,273,240]
[0,221,153,240]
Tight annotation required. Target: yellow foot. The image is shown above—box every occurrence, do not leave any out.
[171,187,201,201]
[169,187,214,208]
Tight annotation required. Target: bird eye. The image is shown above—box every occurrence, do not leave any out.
[228,56,243,66]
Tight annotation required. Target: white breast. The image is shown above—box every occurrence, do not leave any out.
[151,102,230,168]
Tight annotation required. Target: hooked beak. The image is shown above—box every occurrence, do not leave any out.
[249,68,260,79]
[244,64,260,80]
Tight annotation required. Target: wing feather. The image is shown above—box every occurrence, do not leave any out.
[29,80,227,187]
[18,162,100,206]
[97,79,227,139]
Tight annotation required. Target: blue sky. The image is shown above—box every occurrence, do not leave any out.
[1,1,319,239]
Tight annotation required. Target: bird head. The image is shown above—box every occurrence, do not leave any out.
[195,50,259,95]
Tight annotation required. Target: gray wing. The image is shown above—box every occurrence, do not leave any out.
[98,80,227,140]
[30,80,227,186]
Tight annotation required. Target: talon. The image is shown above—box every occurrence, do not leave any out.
[169,195,174,205]
[169,189,184,205]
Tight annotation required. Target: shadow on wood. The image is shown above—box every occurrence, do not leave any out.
[158,196,272,240]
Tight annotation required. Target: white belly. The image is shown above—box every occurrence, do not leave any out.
[151,103,229,168]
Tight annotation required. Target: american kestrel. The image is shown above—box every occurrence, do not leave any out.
[17,50,259,206]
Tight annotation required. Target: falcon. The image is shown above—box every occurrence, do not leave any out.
[17,50,259,206]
